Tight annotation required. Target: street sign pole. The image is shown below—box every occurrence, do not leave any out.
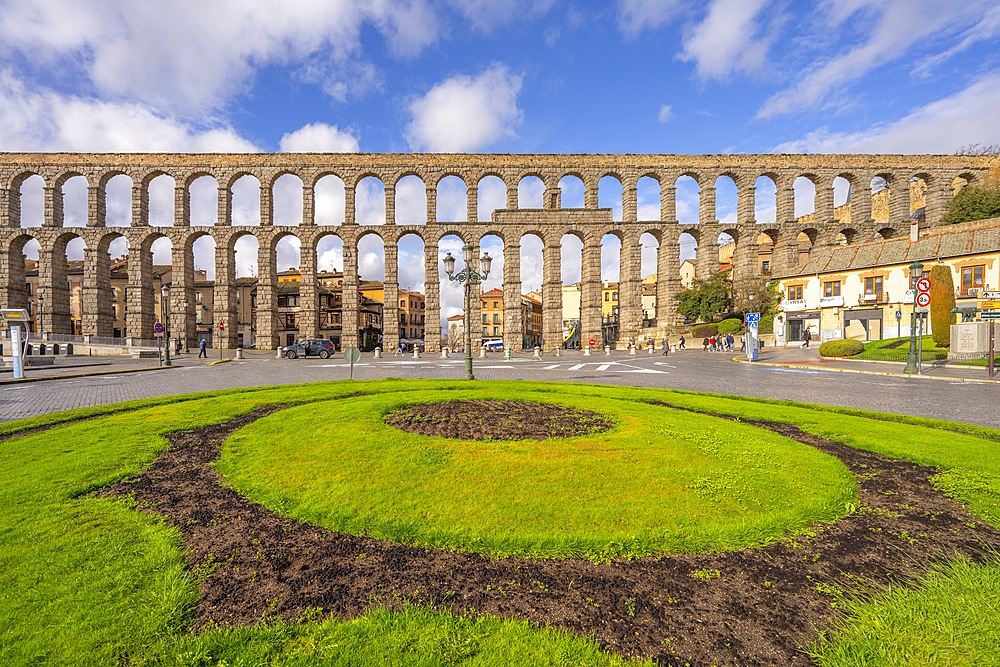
[990,320,995,379]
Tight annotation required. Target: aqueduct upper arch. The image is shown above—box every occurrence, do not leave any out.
[0,152,991,351]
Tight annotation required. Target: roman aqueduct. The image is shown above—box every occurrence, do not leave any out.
[0,152,991,352]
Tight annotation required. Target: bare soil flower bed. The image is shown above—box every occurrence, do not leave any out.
[100,402,1000,667]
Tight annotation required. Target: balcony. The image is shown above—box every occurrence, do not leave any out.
[957,286,989,298]
[858,292,890,305]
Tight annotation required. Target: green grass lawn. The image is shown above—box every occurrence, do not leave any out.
[855,336,949,362]
[0,379,998,666]
[217,385,855,560]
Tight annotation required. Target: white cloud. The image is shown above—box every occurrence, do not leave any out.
[405,64,523,152]
[757,0,992,119]
[679,0,773,80]
[0,1,440,114]
[448,0,556,34]
[772,71,1000,153]
[0,69,256,152]
[279,123,360,152]
[617,0,686,38]
[657,104,674,123]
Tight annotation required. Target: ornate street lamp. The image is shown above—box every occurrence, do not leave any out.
[903,260,923,375]
[443,243,492,380]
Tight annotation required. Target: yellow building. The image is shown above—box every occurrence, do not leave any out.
[775,217,1000,345]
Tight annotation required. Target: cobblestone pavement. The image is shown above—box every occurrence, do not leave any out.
[2,346,997,427]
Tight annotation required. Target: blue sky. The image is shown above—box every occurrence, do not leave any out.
[1,0,998,155]
[2,1,999,326]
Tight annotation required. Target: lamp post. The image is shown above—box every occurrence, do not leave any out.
[443,243,492,380]
[183,301,189,352]
[160,283,172,366]
[903,260,923,375]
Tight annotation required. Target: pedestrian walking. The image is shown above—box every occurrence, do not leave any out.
[678,335,686,350]
[662,337,669,356]
[803,328,812,348]
[702,336,709,351]
[198,339,207,358]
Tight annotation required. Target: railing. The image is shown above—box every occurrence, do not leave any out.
[857,293,890,305]
[89,336,127,346]
[47,333,83,342]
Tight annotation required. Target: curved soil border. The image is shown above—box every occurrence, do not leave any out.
[100,404,1000,667]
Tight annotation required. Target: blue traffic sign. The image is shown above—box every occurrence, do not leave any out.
[154,321,164,333]
[745,312,760,327]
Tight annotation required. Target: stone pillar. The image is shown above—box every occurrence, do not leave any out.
[299,239,319,338]
[815,176,835,225]
[126,247,155,339]
[171,250,196,350]
[260,179,273,227]
[133,183,149,227]
[466,183,477,223]
[542,238,563,351]
[174,182,190,228]
[0,244,28,313]
[217,182,232,227]
[383,243,400,354]
[584,177,599,209]
[302,180,316,226]
[425,186,437,224]
[776,183,796,223]
[344,184,356,226]
[384,183,396,226]
[507,183,518,209]
[853,180,872,225]
[43,186,63,228]
[341,238,359,350]
[80,246,109,336]
[0,185,11,228]
[696,222,719,281]
[890,178,910,223]
[656,228,683,327]
[470,246,483,351]
[214,244,238,348]
[773,231,801,275]
[618,236,642,343]
[580,239,602,347]
[256,242,278,349]
[661,184,677,222]
[732,227,759,280]
[923,178,948,226]
[424,241,441,352]
[737,178,755,224]
[699,184,716,226]
[544,186,561,210]
[503,240,523,350]
[623,184,638,222]
[87,185,106,228]
[37,243,71,334]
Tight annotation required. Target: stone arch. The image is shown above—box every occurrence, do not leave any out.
[715,174,738,223]
[14,173,45,228]
[636,175,661,221]
[477,175,507,221]
[558,174,586,208]
[187,174,219,226]
[517,174,545,209]
[356,175,386,226]
[794,174,818,220]
[314,173,346,225]
[598,175,623,221]
[755,174,778,224]
[436,174,467,222]
[394,174,426,226]
[272,172,304,226]
[675,174,701,225]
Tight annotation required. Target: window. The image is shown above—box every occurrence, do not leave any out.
[761,260,770,274]
[493,301,498,308]
[482,327,488,336]
[482,314,488,324]
[493,326,499,335]
[493,313,500,324]
[787,285,803,300]
[823,281,841,297]
[962,265,985,294]
[864,276,883,295]
[604,293,609,301]
[613,292,618,301]
[400,300,405,307]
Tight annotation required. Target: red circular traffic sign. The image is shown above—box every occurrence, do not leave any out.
[916,292,931,307]
[916,277,931,293]
[153,321,164,333]
[219,321,225,331]
[588,338,597,346]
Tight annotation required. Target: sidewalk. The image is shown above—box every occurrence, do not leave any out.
[743,344,1000,383]
[0,348,253,383]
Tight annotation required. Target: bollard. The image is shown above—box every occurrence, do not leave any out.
[629,345,637,356]
[479,346,487,358]
[440,347,449,359]
[604,345,612,356]
[648,344,654,355]
[235,347,244,360]
[374,347,382,358]
[412,348,420,359]
[276,347,284,358]
[584,345,592,356]
[554,347,561,357]
[533,346,542,359]
[505,347,511,361]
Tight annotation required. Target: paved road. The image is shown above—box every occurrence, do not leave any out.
[2,347,996,427]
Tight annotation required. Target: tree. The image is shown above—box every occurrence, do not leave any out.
[444,322,464,351]
[929,264,955,347]
[955,143,1000,156]
[730,272,781,317]
[942,184,1000,224]
[676,270,732,322]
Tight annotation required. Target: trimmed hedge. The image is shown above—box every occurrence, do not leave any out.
[717,318,745,335]
[759,314,774,334]
[819,339,864,357]
[693,324,718,337]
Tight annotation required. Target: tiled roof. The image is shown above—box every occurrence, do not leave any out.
[780,217,1000,278]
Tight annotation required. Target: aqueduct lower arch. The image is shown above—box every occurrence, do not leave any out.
[0,152,991,351]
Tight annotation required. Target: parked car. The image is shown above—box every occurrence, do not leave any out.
[282,339,336,359]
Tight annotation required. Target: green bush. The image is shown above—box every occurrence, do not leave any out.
[693,324,718,338]
[717,318,744,335]
[819,339,864,357]
[759,314,774,334]
[929,264,955,347]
